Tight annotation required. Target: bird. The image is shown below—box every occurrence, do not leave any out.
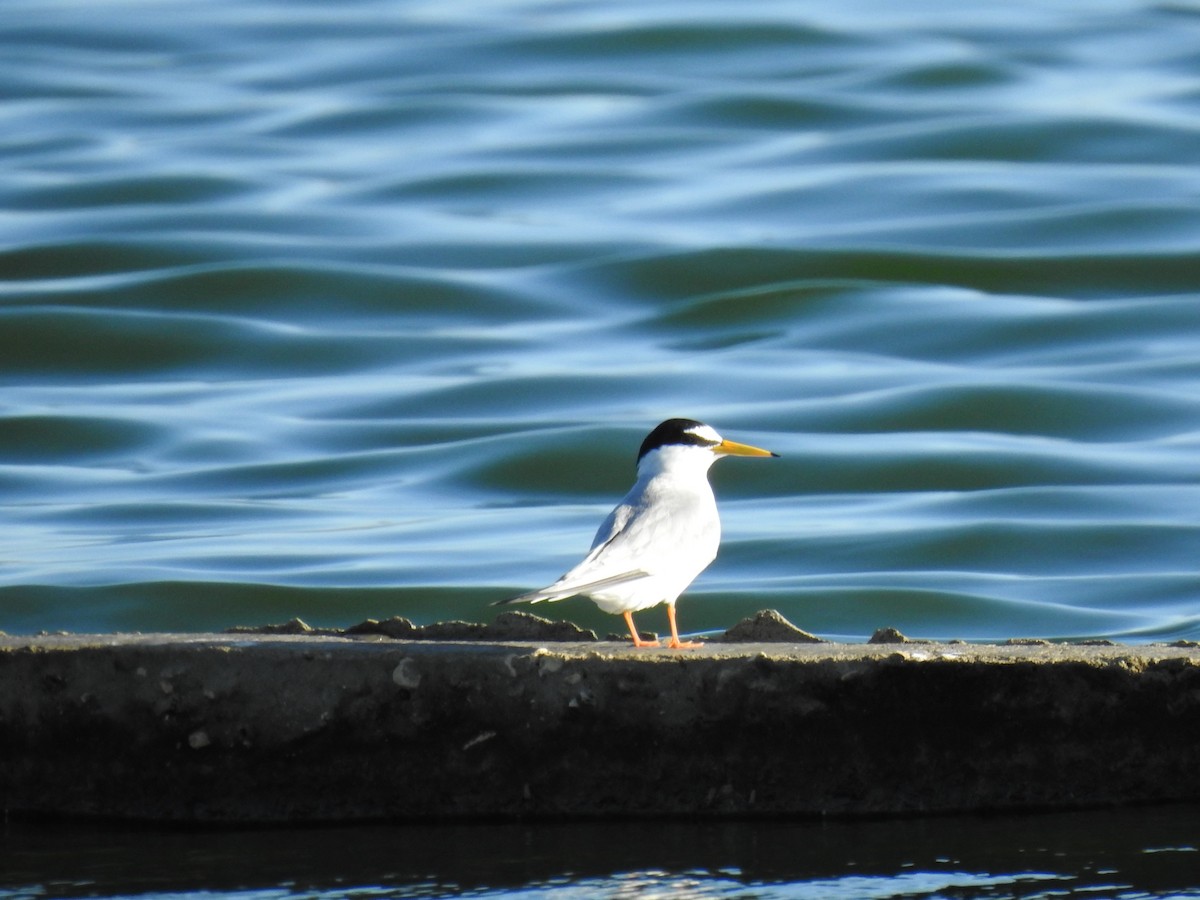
[497,418,778,649]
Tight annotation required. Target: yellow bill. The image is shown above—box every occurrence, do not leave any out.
[715,439,778,458]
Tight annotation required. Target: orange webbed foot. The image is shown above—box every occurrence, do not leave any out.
[665,605,701,650]
[623,611,660,648]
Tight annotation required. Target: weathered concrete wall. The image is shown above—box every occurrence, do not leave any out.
[2,626,1198,823]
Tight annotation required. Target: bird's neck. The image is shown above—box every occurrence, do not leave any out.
[634,446,717,492]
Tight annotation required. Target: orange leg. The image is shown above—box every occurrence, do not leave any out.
[666,604,702,650]
[623,610,660,648]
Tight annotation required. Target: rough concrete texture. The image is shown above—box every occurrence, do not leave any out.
[2,616,1199,823]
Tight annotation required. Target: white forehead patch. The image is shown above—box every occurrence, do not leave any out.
[686,424,723,445]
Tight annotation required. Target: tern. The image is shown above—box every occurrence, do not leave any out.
[497,418,778,649]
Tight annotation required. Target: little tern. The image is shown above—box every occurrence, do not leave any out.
[498,418,778,649]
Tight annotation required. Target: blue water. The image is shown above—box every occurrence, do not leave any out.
[3,1,1200,894]
[3,806,1200,899]
[4,0,1200,643]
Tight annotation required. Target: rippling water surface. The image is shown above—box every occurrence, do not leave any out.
[4,805,1200,899]
[7,0,1200,643]
[4,1,1200,895]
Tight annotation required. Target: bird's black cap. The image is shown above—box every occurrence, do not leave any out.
[636,418,717,462]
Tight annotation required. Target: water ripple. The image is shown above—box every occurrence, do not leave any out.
[2,0,1200,643]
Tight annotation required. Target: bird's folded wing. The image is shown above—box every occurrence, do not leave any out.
[496,568,650,605]
[498,500,655,606]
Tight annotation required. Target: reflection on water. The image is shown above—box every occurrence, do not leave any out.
[3,805,1198,899]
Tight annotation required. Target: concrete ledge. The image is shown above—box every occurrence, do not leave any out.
[2,623,1199,823]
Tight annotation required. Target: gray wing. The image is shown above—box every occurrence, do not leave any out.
[496,502,651,605]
